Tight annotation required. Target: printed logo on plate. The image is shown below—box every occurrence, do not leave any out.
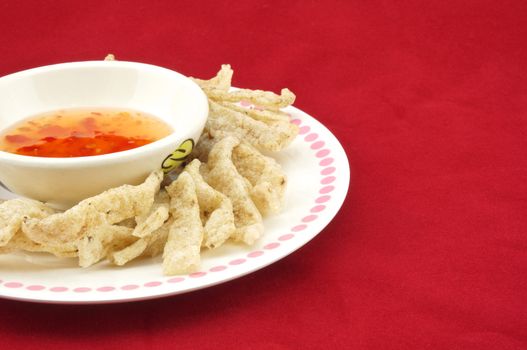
[161,139,194,173]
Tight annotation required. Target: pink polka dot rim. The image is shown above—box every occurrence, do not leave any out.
[321,176,336,185]
[321,167,336,175]
[316,149,331,158]
[4,282,23,288]
[73,287,92,293]
[279,234,294,241]
[304,133,318,142]
[210,266,227,272]
[311,141,325,150]
[96,286,115,292]
[292,224,307,232]
[121,285,139,291]
[144,281,162,287]
[298,125,311,135]
[229,258,246,266]
[316,195,332,203]
[319,157,334,166]
[27,285,46,291]
[320,185,335,194]
[167,277,185,283]
[302,215,318,223]
[311,205,326,213]
[264,242,280,250]
[247,251,264,258]
[189,272,207,278]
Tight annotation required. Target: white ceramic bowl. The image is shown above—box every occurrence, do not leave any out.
[0,61,208,209]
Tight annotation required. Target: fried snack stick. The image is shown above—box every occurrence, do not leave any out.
[163,172,203,274]
[184,159,235,249]
[110,218,173,266]
[196,139,287,216]
[190,64,233,92]
[78,173,167,268]
[22,171,163,247]
[220,101,292,123]
[191,64,295,110]
[192,130,217,163]
[77,220,136,267]
[142,218,173,258]
[0,198,55,246]
[205,100,297,152]
[202,137,264,245]
[232,142,287,216]
[109,191,171,266]
[191,64,298,153]
[192,102,298,162]
[0,230,77,258]
[132,194,170,238]
[206,87,295,111]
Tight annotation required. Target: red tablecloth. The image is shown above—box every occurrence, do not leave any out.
[1,1,526,349]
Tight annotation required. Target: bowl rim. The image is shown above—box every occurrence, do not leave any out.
[0,60,209,167]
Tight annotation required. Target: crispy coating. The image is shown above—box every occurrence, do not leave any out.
[110,191,170,265]
[206,88,295,111]
[221,101,293,124]
[77,219,136,267]
[110,239,148,266]
[133,203,169,238]
[192,131,218,163]
[232,142,287,216]
[81,170,163,223]
[0,199,55,247]
[111,217,173,266]
[163,172,203,274]
[191,64,233,92]
[184,159,235,249]
[192,64,297,152]
[22,171,163,246]
[206,100,297,152]
[203,137,264,244]
[0,230,77,258]
[142,218,173,258]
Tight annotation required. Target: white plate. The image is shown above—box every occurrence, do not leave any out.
[0,106,349,304]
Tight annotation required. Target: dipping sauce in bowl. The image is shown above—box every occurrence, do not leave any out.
[0,108,172,158]
[0,60,208,208]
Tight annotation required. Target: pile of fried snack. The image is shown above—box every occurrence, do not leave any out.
[0,64,298,275]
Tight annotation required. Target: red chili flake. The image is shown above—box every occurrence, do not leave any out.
[81,117,97,133]
[14,134,153,157]
[39,124,67,137]
[5,134,31,143]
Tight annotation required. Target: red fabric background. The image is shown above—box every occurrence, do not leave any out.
[1,1,526,349]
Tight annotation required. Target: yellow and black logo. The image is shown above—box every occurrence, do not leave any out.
[161,138,194,173]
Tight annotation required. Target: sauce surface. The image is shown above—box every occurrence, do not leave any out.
[0,108,172,157]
